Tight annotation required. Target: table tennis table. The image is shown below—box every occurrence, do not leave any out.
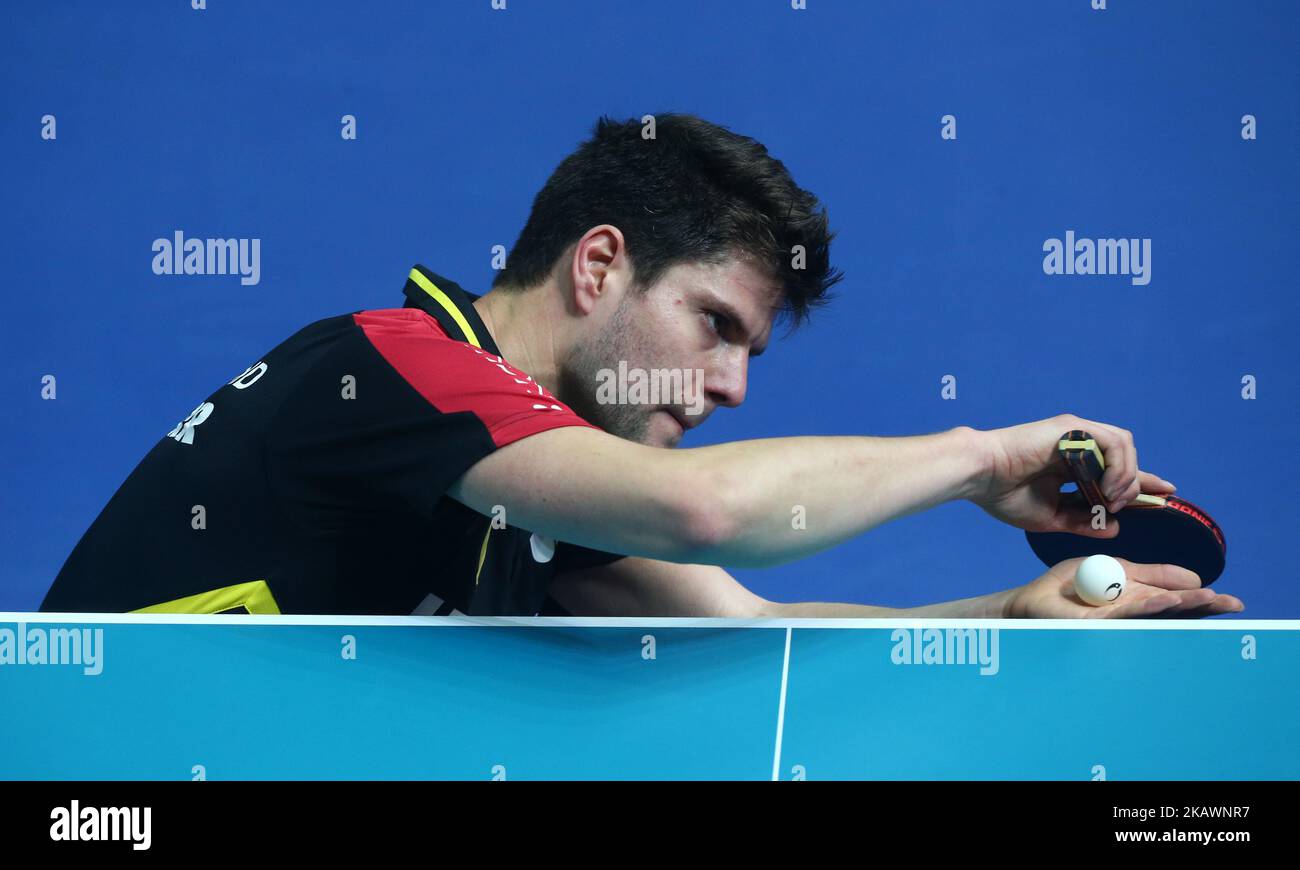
[2,614,1297,779]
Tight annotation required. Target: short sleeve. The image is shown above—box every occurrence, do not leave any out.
[264,308,599,522]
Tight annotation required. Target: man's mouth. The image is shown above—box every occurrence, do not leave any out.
[664,409,692,432]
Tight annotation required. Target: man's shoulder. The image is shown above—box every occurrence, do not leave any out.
[352,306,452,339]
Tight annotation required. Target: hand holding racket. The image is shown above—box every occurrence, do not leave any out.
[1025,430,1228,585]
[968,415,1177,536]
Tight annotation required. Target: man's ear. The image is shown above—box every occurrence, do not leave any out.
[570,225,628,316]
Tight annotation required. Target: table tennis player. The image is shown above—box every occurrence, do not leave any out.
[41,114,1243,620]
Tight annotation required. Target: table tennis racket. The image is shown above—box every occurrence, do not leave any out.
[1025,431,1227,585]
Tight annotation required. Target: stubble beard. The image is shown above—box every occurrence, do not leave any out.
[557,299,654,444]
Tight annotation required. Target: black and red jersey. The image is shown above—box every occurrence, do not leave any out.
[41,265,622,616]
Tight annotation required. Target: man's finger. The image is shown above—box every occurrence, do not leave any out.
[1050,490,1119,537]
[1147,593,1244,619]
[1136,469,1176,495]
[1099,588,1215,618]
[1098,591,1180,619]
[1116,559,1203,590]
[1088,422,1137,507]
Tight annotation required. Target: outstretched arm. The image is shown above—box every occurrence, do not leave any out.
[452,413,1190,570]
[450,424,986,569]
[550,557,1243,619]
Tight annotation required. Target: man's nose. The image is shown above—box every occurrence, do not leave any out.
[705,353,748,409]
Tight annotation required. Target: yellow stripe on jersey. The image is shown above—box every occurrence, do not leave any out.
[131,580,282,615]
[474,526,492,585]
[408,268,482,348]
[407,266,494,590]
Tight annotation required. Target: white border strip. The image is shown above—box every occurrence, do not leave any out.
[6,612,1298,630]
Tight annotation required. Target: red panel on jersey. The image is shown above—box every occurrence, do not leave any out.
[353,308,598,447]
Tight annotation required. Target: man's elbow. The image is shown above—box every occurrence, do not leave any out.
[667,484,742,564]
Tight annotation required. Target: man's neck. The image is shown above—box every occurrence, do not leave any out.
[473,288,562,394]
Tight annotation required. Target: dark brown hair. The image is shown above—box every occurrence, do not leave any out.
[491,113,842,327]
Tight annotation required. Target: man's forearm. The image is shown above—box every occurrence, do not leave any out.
[683,426,987,567]
[765,586,1018,619]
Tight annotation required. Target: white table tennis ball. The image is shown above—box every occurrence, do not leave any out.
[1074,554,1127,606]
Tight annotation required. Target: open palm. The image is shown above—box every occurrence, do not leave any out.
[1008,557,1244,619]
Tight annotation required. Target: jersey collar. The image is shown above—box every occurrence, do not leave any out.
[401,264,502,356]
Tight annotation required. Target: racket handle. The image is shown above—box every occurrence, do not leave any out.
[1057,431,1106,508]
[1057,431,1167,510]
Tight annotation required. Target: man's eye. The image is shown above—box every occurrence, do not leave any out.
[705,311,725,335]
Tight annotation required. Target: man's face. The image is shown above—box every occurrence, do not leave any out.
[559,257,780,448]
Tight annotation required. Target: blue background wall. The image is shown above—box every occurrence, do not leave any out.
[2,1,1296,615]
